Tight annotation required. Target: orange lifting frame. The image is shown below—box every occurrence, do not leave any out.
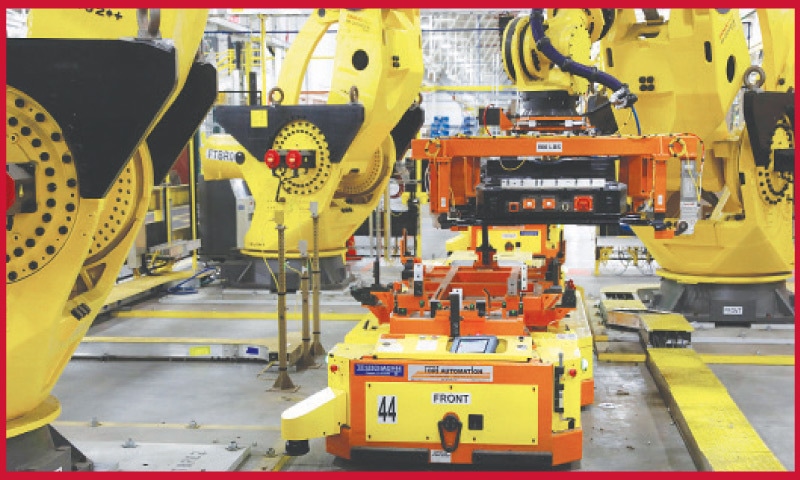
[363,264,570,334]
[411,135,701,216]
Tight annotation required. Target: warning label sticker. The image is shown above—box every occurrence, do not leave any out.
[408,365,493,382]
[355,364,404,377]
[536,141,563,153]
[430,450,452,463]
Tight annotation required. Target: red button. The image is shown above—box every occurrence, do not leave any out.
[574,195,593,212]
[286,150,302,169]
[264,149,281,169]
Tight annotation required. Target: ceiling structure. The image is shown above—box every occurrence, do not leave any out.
[420,9,521,89]
[8,8,763,115]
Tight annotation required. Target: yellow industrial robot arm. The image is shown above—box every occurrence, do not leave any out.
[199,8,342,182]
[277,9,341,103]
[588,9,794,325]
[756,9,794,93]
[502,8,636,116]
[206,9,423,270]
[6,9,217,449]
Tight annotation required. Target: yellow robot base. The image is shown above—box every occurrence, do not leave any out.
[6,396,61,439]
[650,274,793,325]
[6,396,92,471]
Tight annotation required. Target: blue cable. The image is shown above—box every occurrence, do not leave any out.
[631,105,642,136]
[167,266,218,295]
[529,9,627,93]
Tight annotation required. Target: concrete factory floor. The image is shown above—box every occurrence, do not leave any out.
[51,222,795,471]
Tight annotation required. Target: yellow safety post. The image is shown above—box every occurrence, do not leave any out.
[310,202,325,356]
[296,240,315,369]
[272,210,295,390]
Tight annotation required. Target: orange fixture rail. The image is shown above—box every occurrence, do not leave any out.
[411,134,701,215]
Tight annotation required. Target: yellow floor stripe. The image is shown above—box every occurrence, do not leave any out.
[699,354,794,366]
[246,438,292,471]
[81,336,286,345]
[596,352,647,363]
[104,271,195,307]
[112,310,365,321]
[593,334,609,342]
[648,349,785,471]
[271,455,291,472]
[53,420,279,431]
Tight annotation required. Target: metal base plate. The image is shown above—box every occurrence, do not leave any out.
[74,332,303,363]
[73,441,249,471]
